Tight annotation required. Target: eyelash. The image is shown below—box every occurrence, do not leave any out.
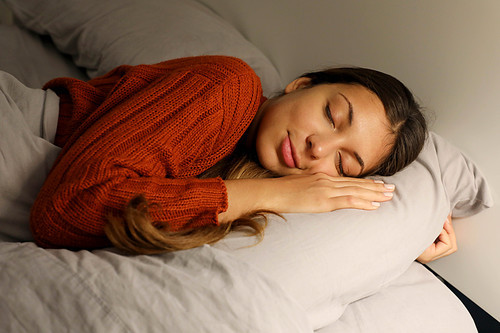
[336,152,344,176]
[325,105,335,128]
[326,105,344,176]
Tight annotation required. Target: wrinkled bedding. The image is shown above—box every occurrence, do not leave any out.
[0,70,60,243]
[0,69,311,332]
[0,242,311,333]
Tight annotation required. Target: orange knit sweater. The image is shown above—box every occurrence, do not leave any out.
[30,56,264,249]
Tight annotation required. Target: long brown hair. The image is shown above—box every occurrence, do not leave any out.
[105,67,426,255]
[105,150,278,255]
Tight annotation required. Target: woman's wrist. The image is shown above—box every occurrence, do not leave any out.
[219,178,275,224]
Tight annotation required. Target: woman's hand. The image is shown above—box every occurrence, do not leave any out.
[266,173,395,213]
[417,214,457,264]
[220,173,395,223]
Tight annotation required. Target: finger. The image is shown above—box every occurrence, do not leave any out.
[435,227,447,242]
[328,195,383,211]
[330,186,395,203]
[434,231,458,260]
[329,179,396,193]
[317,173,395,191]
[433,247,457,261]
[417,244,437,264]
[419,222,457,263]
[316,173,375,183]
[443,217,455,236]
[434,230,452,253]
[443,217,457,251]
[443,214,452,228]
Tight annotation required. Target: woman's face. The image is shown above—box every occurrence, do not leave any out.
[253,78,394,177]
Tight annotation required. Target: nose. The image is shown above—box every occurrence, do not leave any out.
[306,134,336,160]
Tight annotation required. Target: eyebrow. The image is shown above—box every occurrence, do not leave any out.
[339,92,365,175]
[339,93,354,126]
[354,152,365,175]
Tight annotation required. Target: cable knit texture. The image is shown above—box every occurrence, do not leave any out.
[30,56,264,249]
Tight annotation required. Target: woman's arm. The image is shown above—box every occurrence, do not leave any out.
[219,174,395,223]
[31,56,263,249]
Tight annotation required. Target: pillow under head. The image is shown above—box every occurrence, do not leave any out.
[214,132,493,329]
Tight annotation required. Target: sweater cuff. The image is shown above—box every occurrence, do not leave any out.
[216,177,229,225]
[147,176,229,231]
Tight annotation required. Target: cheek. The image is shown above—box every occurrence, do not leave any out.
[306,162,339,177]
[254,109,286,167]
[255,128,278,171]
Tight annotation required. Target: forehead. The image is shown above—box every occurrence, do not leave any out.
[324,83,381,104]
[360,123,394,175]
[331,84,394,175]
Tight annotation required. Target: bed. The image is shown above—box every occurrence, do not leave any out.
[0,0,497,332]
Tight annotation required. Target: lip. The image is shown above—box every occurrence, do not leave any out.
[281,134,298,168]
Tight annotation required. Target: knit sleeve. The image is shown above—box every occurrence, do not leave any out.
[30,56,263,249]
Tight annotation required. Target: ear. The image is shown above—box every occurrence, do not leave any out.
[284,77,312,94]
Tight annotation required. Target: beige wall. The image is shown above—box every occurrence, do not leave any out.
[200,0,500,320]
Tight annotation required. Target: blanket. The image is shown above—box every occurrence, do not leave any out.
[0,243,311,332]
[0,71,312,332]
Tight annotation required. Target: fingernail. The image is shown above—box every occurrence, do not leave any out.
[383,192,393,197]
[372,202,381,207]
[374,180,384,184]
[384,184,395,190]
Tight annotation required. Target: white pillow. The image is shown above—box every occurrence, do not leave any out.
[4,0,283,97]
[214,132,493,330]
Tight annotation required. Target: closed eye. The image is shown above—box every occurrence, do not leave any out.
[325,105,335,128]
[336,152,344,176]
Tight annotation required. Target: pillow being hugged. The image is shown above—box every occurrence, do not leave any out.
[4,0,283,97]
[214,132,493,330]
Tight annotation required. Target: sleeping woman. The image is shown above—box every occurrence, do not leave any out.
[29,55,454,259]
